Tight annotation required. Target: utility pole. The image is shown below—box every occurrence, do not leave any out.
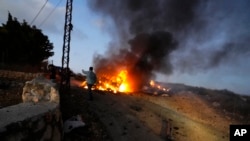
[60,0,73,91]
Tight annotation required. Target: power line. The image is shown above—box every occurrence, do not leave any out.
[38,0,63,28]
[30,0,48,25]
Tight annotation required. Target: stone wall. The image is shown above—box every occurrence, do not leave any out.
[0,70,44,80]
[0,103,62,141]
[0,74,62,141]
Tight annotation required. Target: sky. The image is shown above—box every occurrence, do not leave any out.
[0,0,249,95]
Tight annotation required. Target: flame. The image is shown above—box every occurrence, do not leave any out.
[80,70,169,94]
[80,81,88,89]
[81,69,132,93]
[150,80,155,86]
[149,80,168,92]
[119,83,126,92]
[117,70,132,92]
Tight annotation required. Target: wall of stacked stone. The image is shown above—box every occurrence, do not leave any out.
[0,103,62,141]
[0,76,62,141]
[0,70,44,80]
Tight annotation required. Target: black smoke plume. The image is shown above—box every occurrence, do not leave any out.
[87,0,250,90]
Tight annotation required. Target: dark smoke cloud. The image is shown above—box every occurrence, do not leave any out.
[88,0,201,35]
[171,0,250,73]
[128,31,177,89]
[87,0,250,89]
[94,31,177,90]
[88,0,198,89]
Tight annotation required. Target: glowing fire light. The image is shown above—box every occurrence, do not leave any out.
[149,80,168,92]
[116,70,131,92]
[119,83,128,92]
[81,71,169,94]
[150,80,155,86]
[81,69,132,93]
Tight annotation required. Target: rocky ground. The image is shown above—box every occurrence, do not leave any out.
[1,78,250,141]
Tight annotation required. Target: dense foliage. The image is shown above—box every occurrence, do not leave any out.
[0,13,54,65]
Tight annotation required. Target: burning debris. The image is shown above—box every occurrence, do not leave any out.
[81,30,177,94]
[89,31,177,93]
[81,69,131,93]
[81,73,170,96]
[142,80,171,95]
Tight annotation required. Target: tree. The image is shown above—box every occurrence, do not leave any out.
[0,12,54,66]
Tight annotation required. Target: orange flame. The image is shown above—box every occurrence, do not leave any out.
[81,69,133,93]
[150,80,155,86]
[80,69,170,94]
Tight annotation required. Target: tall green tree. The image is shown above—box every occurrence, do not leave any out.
[0,12,54,65]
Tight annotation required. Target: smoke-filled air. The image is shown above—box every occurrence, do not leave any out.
[86,0,250,93]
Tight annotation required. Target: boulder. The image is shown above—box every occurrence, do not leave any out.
[22,76,59,103]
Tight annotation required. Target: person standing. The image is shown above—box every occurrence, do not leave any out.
[49,65,56,83]
[82,67,97,100]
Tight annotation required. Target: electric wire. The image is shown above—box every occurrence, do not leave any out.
[30,0,48,25]
[38,0,63,28]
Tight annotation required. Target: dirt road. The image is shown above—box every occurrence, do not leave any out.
[87,91,163,141]
[86,90,232,141]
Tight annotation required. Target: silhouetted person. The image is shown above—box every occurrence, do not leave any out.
[49,65,56,82]
[82,67,97,100]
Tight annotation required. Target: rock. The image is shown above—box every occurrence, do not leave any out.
[22,76,59,103]
[63,115,85,133]
[212,102,220,107]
